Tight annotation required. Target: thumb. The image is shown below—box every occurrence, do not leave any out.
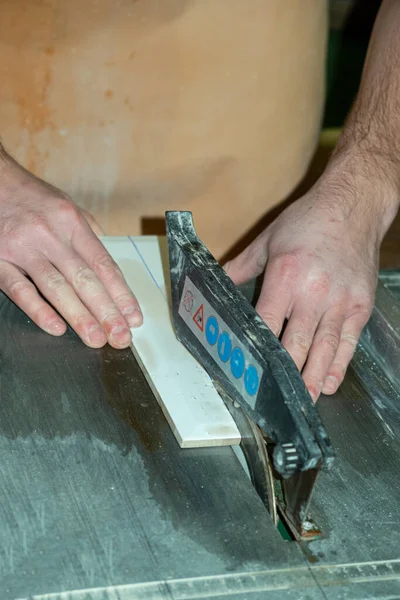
[223,234,268,286]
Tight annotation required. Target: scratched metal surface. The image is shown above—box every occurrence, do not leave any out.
[380,270,400,302]
[1,273,400,600]
[240,275,400,597]
[307,279,400,593]
[0,292,323,600]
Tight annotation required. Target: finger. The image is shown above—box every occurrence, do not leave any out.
[280,304,320,372]
[253,252,302,338]
[70,220,142,328]
[322,314,367,395]
[223,234,268,286]
[51,250,134,349]
[23,257,109,348]
[301,308,345,402]
[0,259,66,336]
[80,208,105,237]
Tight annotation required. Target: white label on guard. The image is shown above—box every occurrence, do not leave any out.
[178,276,262,408]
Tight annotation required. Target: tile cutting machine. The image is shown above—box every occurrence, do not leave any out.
[1,212,399,599]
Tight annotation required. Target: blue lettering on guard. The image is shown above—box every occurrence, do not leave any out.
[244,364,259,396]
[230,347,245,379]
[205,316,219,346]
[218,331,232,363]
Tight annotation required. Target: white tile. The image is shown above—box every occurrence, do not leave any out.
[101,236,241,448]
[130,236,168,298]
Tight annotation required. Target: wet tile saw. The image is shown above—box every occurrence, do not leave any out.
[1,211,400,599]
[166,211,334,541]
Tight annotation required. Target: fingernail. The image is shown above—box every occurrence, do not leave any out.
[46,320,66,336]
[126,308,143,328]
[89,325,107,345]
[111,325,131,345]
[322,375,338,395]
[308,385,321,403]
[121,304,143,327]
[121,304,135,315]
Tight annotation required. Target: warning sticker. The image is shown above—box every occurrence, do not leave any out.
[193,304,204,331]
[178,275,263,409]
[183,289,195,313]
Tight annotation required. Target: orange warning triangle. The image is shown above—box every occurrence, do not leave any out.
[193,304,204,332]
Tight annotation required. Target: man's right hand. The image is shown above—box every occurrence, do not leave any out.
[224,177,380,402]
[0,147,142,348]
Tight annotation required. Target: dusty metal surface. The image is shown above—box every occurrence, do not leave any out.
[307,278,400,596]
[360,279,400,394]
[239,274,400,597]
[380,270,400,301]
[0,293,320,600]
[1,272,400,599]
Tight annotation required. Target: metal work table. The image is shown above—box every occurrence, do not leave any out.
[1,272,400,600]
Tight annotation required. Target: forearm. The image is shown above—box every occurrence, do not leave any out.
[321,0,400,240]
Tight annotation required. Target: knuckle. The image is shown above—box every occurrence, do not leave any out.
[28,215,52,238]
[349,299,373,320]
[2,217,52,255]
[349,286,375,311]
[56,198,81,225]
[73,313,98,332]
[286,330,312,353]
[46,270,66,290]
[318,331,340,352]
[1,234,22,259]
[102,310,121,322]
[73,265,97,289]
[114,291,135,306]
[258,312,281,335]
[340,332,359,349]
[33,304,54,327]
[100,308,124,326]
[309,272,331,296]
[272,253,300,280]
[8,279,34,303]
[30,213,48,227]
[92,253,121,277]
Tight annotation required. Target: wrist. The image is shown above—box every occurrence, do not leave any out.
[316,141,399,244]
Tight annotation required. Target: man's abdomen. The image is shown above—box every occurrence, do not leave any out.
[0,0,327,258]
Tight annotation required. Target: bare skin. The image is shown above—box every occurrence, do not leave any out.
[1,1,400,396]
[226,0,400,401]
[0,148,142,348]
[225,175,382,401]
